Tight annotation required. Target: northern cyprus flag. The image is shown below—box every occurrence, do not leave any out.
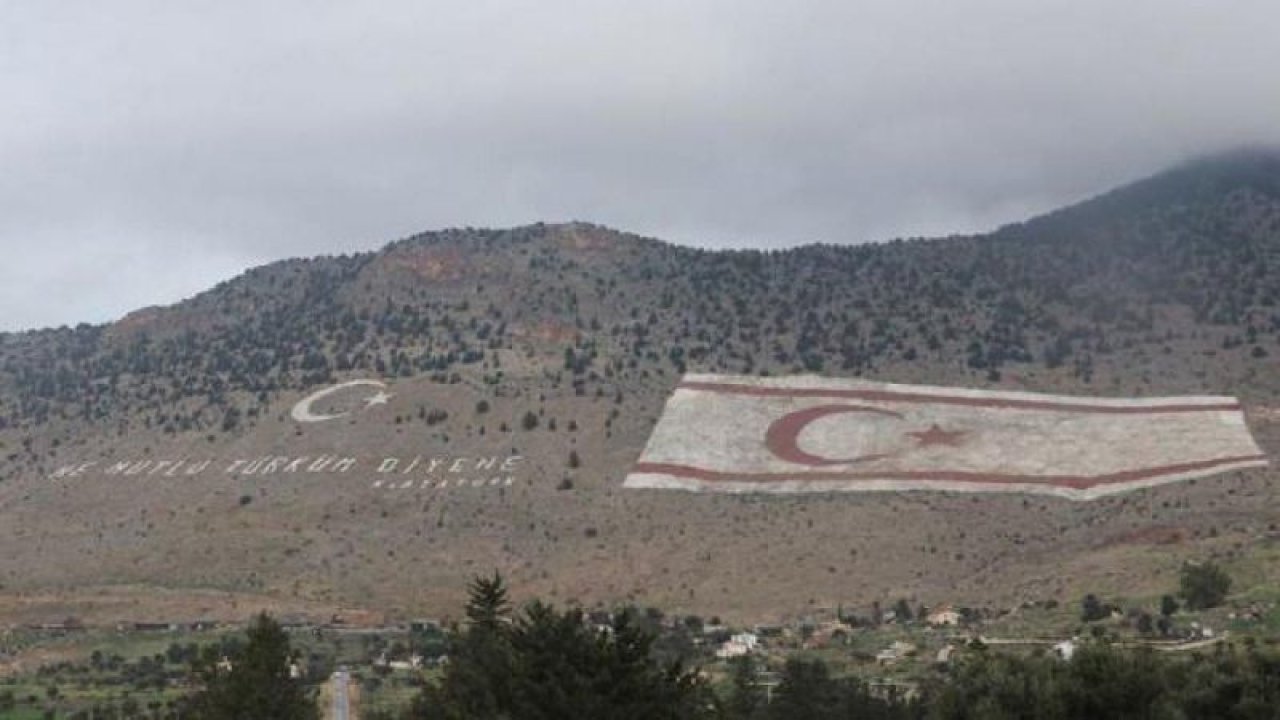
[625,375,1267,500]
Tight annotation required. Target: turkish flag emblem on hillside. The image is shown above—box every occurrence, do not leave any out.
[625,375,1267,500]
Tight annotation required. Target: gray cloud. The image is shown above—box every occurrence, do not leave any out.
[3,1,1278,330]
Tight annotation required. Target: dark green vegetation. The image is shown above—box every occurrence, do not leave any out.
[0,676,174,718]
[384,575,1280,720]
[0,615,315,720]
[926,642,1280,720]
[184,614,317,720]
[393,574,917,719]
[403,573,707,719]
[0,639,209,718]
[1182,561,1234,611]
[4,151,1280,443]
[2,573,1280,719]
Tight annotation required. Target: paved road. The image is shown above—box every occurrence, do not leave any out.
[968,634,1227,653]
[331,667,350,720]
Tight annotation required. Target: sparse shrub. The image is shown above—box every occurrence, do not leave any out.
[1081,593,1109,622]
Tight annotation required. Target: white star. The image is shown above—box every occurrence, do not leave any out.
[363,390,393,409]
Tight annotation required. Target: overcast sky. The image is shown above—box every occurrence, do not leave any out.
[2,1,1278,331]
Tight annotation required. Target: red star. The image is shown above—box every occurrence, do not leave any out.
[908,424,967,447]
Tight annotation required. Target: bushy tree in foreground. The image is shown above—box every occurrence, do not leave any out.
[404,575,1280,720]
[1180,561,1232,610]
[766,656,917,720]
[926,642,1280,720]
[408,573,711,719]
[186,613,317,720]
[723,656,765,720]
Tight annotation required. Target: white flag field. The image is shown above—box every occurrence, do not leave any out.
[625,375,1268,500]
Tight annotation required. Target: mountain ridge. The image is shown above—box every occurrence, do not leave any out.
[2,150,1279,624]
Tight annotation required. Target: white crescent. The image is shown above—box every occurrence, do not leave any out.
[291,380,388,423]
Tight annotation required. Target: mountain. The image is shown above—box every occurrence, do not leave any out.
[1,150,1278,625]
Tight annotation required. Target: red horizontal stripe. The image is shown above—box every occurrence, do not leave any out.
[631,455,1268,491]
[678,381,1243,415]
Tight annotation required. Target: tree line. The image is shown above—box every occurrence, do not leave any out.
[388,574,1280,720]
[184,572,1280,720]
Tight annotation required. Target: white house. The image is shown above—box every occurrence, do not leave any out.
[389,654,424,671]
[715,632,760,658]
[926,605,961,627]
[876,641,917,665]
[1052,639,1076,661]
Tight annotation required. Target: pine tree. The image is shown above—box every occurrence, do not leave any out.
[409,574,711,719]
[725,655,765,719]
[187,613,317,720]
[409,574,514,720]
[465,572,511,631]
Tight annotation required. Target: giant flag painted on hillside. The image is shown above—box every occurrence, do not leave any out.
[625,375,1267,500]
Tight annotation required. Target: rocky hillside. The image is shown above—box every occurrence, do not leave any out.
[1,150,1278,623]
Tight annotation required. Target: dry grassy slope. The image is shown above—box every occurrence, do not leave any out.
[2,152,1280,624]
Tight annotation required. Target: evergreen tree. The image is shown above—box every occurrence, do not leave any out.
[1180,562,1232,610]
[410,574,515,719]
[767,658,842,720]
[1081,593,1109,622]
[187,613,316,720]
[408,574,710,719]
[466,572,511,631]
[894,598,914,622]
[724,656,765,720]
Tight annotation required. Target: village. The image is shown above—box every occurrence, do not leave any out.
[2,588,1272,717]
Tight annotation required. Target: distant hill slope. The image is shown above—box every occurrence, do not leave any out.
[1,150,1278,623]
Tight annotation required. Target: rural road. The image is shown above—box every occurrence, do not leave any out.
[331,667,351,720]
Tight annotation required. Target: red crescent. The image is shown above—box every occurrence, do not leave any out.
[765,404,903,466]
